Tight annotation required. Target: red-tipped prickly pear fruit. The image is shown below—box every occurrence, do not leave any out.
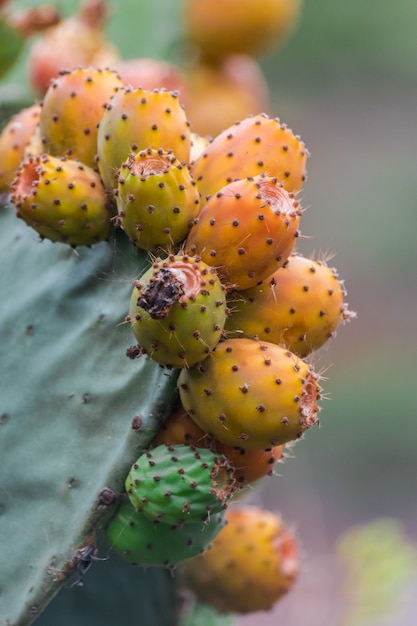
[183,0,302,64]
[180,505,300,613]
[226,254,356,357]
[10,154,114,246]
[115,57,185,92]
[182,54,270,138]
[115,148,200,253]
[97,87,191,191]
[190,113,308,198]
[186,175,302,290]
[178,337,321,449]
[125,444,235,525]
[27,0,120,97]
[152,403,285,488]
[0,104,42,194]
[127,254,227,369]
[106,496,226,568]
[40,67,123,169]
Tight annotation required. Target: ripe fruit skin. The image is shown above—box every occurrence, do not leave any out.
[97,87,191,191]
[178,337,321,449]
[190,113,308,199]
[0,104,41,193]
[10,154,114,246]
[115,57,185,92]
[226,254,355,357]
[186,175,302,290]
[40,67,123,169]
[106,496,226,568]
[125,444,234,525]
[115,148,200,253]
[128,254,227,369]
[152,403,285,488]
[180,506,300,613]
[183,0,302,63]
[182,54,270,138]
[27,0,120,96]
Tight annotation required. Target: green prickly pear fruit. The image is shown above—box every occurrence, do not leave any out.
[180,505,300,613]
[115,148,200,253]
[178,337,321,449]
[125,444,235,525]
[97,87,191,191]
[226,254,356,357]
[0,104,41,194]
[39,67,123,169]
[190,113,308,198]
[152,403,285,488]
[128,254,227,369]
[9,153,114,246]
[186,175,302,290]
[106,496,226,568]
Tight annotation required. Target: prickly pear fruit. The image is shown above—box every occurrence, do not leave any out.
[0,104,41,194]
[27,0,120,96]
[182,54,270,138]
[186,175,302,290]
[178,337,321,449]
[40,67,123,169]
[106,496,226,568]
[152,403,285,488]
[115,57,185,92]
[128,254,227,369]
[180,505,300,613]
[190,113,308,198]
[125,444,235,525]
[10,154,114,246]
[115,148,200,253]
[97,87,191,191]
[183,0,301,64]
[226,254,356,357]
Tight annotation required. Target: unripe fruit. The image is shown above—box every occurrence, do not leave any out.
[97,87,191,191]
[178,338,321,449]
[128,254,227,369]
[186,175,302,290]
[106,496,226,568]
[0,104,41,193]
[40,67,123,169]
[190,113,308,198]
[180,506,300,613]
[183,0,302,63]
[226,254,356,357]
[125,444,235,525]
[115,148,200,253]
[10,154,114,246]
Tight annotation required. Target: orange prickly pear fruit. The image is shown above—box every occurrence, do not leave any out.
[40,67,123,169]
[114,57,185,92]
[97,87,191,191]
[182,54,270,138]
[226,254,356,357]
[115,148,200,253]
[152,403,285,488]
[190,113,308,199]
[180,505,300,613]
[10,154,114,246]
[178,337,321,449]
[186,175,302,290]
[27,0,120,97]
[0,104,42,194]
[127,254,227,369]
[183,0,302,64]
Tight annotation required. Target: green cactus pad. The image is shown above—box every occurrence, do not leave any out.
[0,205,178,625]
[126,444,235,524]
[106,496,226,568]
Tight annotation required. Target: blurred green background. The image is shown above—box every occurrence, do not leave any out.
[1,0,417,624]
